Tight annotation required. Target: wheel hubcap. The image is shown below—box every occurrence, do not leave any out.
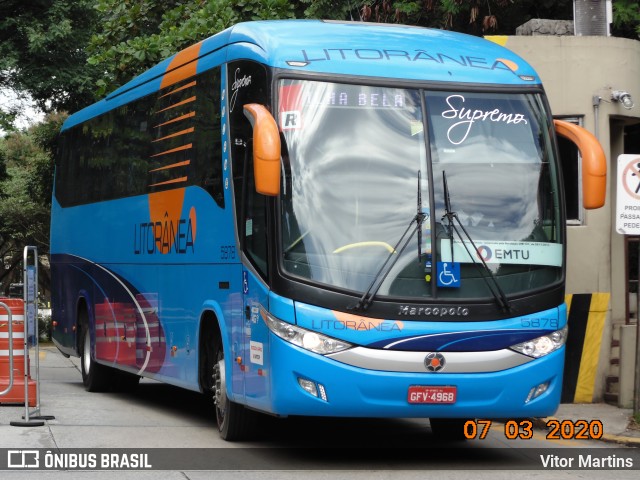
[213,357,227,425]
[83,331,91,375]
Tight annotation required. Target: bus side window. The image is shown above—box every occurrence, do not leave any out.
[557,134,581,223]
[228,60,270,278]
[244,145,269,276]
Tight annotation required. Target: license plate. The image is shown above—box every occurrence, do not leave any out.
[408,385,457,404]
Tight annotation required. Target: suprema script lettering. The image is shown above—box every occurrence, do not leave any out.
[229,68,252,112]
[442,94,528,145]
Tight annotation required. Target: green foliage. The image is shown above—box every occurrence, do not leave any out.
[0,109,17,134]
[302,0,364,21]
[0,113,65,295]
[0,0,100,114]
[612,0,640,38]
[87,0,299,97]
[301,0,574,35]
[0,115,62,248]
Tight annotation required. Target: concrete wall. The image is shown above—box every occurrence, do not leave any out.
[495,35,640,402]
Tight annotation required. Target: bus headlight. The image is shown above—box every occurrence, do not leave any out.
[263,311,352,355]
[510,326,568,358]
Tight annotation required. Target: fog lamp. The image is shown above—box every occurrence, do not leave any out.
[526,381,550,403]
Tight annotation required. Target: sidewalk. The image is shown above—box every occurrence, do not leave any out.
[533,402,640,446]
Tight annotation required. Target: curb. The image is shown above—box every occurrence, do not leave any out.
[531,416,640,447]
[601,433,640,446]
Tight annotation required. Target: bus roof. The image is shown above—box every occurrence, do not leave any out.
[63,20,541,130]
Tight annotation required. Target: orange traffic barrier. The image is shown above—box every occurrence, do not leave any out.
[0,298,37,406]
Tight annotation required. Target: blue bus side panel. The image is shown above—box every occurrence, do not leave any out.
[51,186,234,265]
[51,255,243,391]
[52,48,239,392]
[50,184,239,390]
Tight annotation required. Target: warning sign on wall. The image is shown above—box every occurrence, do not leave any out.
[616,154,640,235]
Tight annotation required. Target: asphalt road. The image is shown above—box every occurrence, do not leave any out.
[0,346,638,479]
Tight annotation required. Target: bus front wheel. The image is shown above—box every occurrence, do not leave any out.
[212,345,255,441]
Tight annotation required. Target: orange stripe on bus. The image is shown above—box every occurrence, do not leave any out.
[149,160,191,173]
[159,81,197,99]
[152,127,194,143]
[154,112,195,129]
[148,177,188,187]
[160,42,203,90]
[150,143,192,158]
[155,96,196,114]
[148,188,186,252]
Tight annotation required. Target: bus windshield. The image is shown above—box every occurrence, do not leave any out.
[279,79,562,301]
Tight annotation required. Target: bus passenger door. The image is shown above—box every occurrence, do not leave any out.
[238,141,271,406]
[236,137,271,408]
[228,59,273,407]
[241,268,270,408]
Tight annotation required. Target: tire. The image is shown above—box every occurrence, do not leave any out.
[79,310,113,392]
[212,342,256,441]
[429,418,469,442]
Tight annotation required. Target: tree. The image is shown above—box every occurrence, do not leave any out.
[87,0,303,97]
[81,0,640,98]
[0,104,18,134]
[0,113,66,297]
[612,0,640,39]
[302,0,574,35]
[305,0,640,39]
[0,1,100,124]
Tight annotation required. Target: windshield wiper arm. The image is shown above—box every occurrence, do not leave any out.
[417,170,425,262]
[349,172,426,312]
[441,171,511,313]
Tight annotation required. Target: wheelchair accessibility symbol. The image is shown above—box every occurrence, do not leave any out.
[437,262,461,288]
[242,270,249,294]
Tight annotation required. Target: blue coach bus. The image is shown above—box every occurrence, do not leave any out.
[51,20,606,440]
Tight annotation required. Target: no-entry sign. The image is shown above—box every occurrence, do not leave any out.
[616,154,640,235]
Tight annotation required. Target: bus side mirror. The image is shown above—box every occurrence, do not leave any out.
[554,119,607,209]
[243,104,281,196]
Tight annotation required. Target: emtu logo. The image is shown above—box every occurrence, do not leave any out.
[476,245,492,262]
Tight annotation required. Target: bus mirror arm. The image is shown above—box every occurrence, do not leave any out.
[243,104,281,196]
[553,119,607,209]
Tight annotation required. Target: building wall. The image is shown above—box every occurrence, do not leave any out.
[493,35,640,403]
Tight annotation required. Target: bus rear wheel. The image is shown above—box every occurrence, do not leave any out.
[79,312,112,392]
[212,345,255,441]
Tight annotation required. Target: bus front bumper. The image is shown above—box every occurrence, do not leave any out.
[255,333,563,419]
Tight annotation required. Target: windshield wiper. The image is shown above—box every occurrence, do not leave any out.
[441,170,511,313]
[349,172,426,312]
[417,170,425,261]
